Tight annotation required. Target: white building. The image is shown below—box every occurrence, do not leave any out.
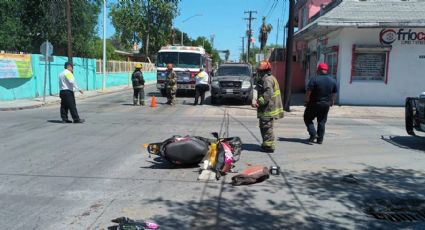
[294,0,425,106]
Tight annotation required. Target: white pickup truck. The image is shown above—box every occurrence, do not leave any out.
[405,92,425,135]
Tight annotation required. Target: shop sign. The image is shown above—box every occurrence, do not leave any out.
[380,28,425,45]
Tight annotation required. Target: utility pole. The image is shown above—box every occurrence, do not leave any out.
[145,0,150,59]
[283,0,295,112]
[102,0,106,91]
[275,19,279,61]
[66,0,73,62]
[244,11,256,63]
[241,36,245,62]
[210,34,215,48]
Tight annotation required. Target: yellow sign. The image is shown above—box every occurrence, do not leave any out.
[0,53,33,79]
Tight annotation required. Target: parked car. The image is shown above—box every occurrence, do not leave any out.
[405,92,425,135]
[210,63,253,105]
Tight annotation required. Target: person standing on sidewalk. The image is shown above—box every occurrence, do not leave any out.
[59,62,85,124]
[252,60,284,153]
[303,62,337,144]
[132,63,145,106]
[193,67,209,105]
[165,63,177,106]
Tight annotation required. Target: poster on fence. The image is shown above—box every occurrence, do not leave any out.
[0,53,33,79]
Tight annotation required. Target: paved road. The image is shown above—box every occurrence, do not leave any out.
[1,85,424,229]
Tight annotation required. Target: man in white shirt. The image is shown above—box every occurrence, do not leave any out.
[59,62,85,123]
[193,67,210,105]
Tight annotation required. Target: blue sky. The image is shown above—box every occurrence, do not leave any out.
[98,0,289,61]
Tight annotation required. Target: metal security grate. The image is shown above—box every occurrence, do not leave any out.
[364,198,425,222]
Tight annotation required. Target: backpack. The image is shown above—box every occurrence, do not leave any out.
[231,166,270,186]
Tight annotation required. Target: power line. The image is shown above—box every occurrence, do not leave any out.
[266,0,278,19]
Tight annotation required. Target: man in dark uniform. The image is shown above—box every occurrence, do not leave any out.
[165,63,177,105]
[252,60,284,153]
[132,63,145,106]
[304,62,337,144]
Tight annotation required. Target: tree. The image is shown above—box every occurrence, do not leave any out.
[259,16,273,50]
[191,36,221,65]
[110,0,180,59]
[241,44,280,66]
[91,38,125,60]
[0,2,28,51]
[0,1,101,57]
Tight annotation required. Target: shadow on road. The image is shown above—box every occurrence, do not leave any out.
[148,92,163,97]
[47,120,66,124]
[381,135,425,152]
[241,143,262,152]
[142,156,200,170]
[140,166,425,229]
[278,137,312,145]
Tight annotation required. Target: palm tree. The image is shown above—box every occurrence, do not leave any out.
[259,16,273,50]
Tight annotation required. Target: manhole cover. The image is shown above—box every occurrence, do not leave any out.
[364,198,425,222]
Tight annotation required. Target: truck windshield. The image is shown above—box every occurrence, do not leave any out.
[156,52,201,68]
[217,66,250,76]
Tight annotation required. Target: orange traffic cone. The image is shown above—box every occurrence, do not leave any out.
[150,96,157,108]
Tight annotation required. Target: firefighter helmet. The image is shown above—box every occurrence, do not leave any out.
[135,63,142,69]
[257,60,272,71]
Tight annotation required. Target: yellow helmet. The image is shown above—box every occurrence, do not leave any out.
[135,63,142,69]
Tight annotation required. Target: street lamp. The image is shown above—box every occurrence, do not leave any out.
[181,14,202,45]
[102,0,107,91]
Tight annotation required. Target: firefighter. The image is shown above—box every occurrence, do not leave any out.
[132,63,145,106]
[165,63,177,105]
[252,60,284,153]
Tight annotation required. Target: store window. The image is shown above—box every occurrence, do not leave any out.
[350,45,391,83]
[325,52,338,79]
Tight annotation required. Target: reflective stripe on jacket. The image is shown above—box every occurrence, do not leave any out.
[257,74,284,119]
[59,69,79,91]
[166,71,177,89]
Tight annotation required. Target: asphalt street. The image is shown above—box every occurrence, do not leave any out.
[0,85,424,230]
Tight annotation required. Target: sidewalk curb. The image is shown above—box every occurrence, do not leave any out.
[0,104,44,111]
[0,84,156,111]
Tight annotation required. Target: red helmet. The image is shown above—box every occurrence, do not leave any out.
[166,63,173,70]
[317,63,329,71]
[257,60,272,71]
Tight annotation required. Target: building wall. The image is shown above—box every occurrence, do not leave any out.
[271,61,305,93]
[298,0,332,29]
[0,54,156,101]
[337,28,425,106]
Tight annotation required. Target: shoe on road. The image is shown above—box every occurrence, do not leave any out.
[73,119,85,124]
[62,119,73,123]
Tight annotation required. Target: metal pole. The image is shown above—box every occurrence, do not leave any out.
[43,40,48,103]
[66,0,73,62]
[283,0,295,111]
[102,0,106,91]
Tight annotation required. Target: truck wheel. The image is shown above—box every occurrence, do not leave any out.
[245,92,253,105]
[405,98,415,136]
[160,89,166,97]
[211,96,217,105]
